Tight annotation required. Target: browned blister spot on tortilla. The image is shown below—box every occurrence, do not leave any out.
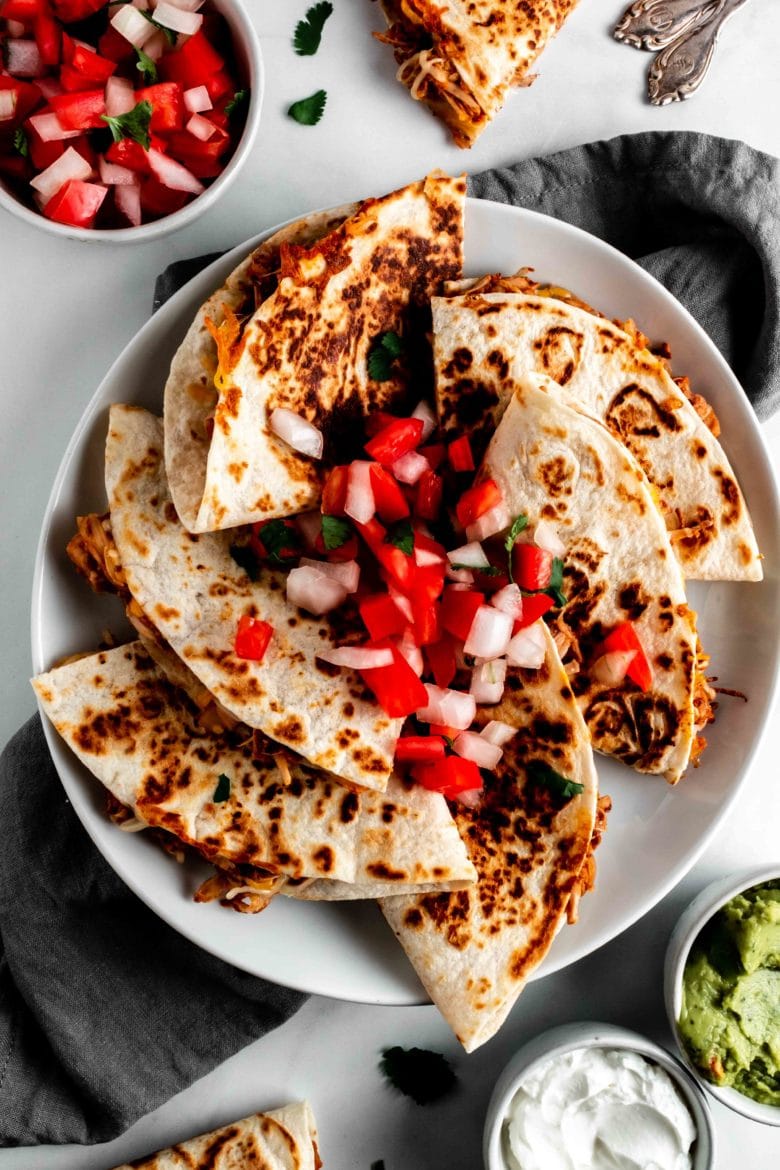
[272,716,305,744]
[534,325,583,385]
[714,468,741,525]
[606,383,683,443]
[537,454,575,498]
[368,862,407,881]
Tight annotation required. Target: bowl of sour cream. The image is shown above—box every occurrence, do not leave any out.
[483,1021,714,1170]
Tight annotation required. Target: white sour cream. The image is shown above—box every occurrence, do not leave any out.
[502,1047,696,1170]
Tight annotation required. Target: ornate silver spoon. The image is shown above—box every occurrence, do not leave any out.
[647,0,751,104]
[614,0,725,51]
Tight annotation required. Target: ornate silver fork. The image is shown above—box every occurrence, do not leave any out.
[614,0,726,51]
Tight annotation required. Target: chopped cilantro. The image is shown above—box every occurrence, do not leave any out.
[225,88,249,119]
[13,128,28,158]
[141,9,177,46]
[545,557,567,607]
[230,542,262,581]
[293,1,333,56]
[134,46,158,84]
[379,1046,457,1105]
[527,760,584,801]
[101,99,153,150]
[288,89,327,126]
[368,331,404,381]
[213,773,231,803]
[385,517,413,556]
[450,562,501,575]
[321,514,352,551]
[255,519,301,564]
[505,514,528,582]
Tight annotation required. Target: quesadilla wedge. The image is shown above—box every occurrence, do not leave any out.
[32,643,476,902]
[165,173,465,533]
[381,623,599,1052]
[480,372,707,782]
[376,2,581,147]
[109,1101,321,1170]
[432,290,762,581]
[104,405,401,792]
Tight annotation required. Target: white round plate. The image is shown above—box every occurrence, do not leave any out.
[31,198,780,1006]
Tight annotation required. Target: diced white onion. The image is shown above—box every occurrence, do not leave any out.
[506,621,547,669]
[454,730,503,770]
[345,461,376,525]
[411,399,436,441]
[143,29,169,60]
[105,75,135,118]
[98,157,137,186]
[455,787,483,809]
[114,183,142,226]
[153,1,203,34]
[446,566,474,585]
[466,502,511,542]
[5,39,44,77]
[186,112,216,141]
[29,146,92,203]
[153,0,206,10]
[414,546,444,568]
[318,646,393,670]
[147,147,204,194]
[491,583,524,619]
[469,658,507,705]
[29,111,80,142]
[464,605,513,660]
[592,649,636,687]
[111,4,155,47]
[395,628,424,676]
[286,566,348,615]
[183,85,212,114]
[296,511,322,551]
[0,91,17,122]
[416,685,476,730]
[447,541,489,570]
[299,557,360,594]
[387,583,413,623]
[36,78,64,100]
[480,720,518,747]
[269,407,323,459]
[6,19,25,36]
[392,450,428,485]
[533,519,566,558]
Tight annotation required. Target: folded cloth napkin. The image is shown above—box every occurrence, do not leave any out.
[2,128,777,1150]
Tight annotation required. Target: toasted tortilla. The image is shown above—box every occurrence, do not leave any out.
[377,2,580,147]
[381,623,598,1052]
[432,291,762,580]
[165,173,465,533]
[481,373,699,782]
[106,405,400,792]
[33,643,476,893]
[108,1101,320,1170]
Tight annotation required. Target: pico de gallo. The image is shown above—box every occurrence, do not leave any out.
[0,0,249,229]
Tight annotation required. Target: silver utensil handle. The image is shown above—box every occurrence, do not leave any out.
[648,0,750,104]
[614,0,724,51]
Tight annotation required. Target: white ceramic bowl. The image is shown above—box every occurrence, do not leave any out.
[664,864,780,1127]
[0,0,263,243]
[483,1021,715,1170]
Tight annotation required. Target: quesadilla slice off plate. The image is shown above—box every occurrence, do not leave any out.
[165,173,465,533]
[33,643,476,897]
[432,291,762,580]
[376,2,581,147]
[381,623,599,1052]
[108,1101,320,1170]
[480,372,703,783]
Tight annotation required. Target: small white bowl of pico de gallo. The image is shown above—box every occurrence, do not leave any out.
[0,0,262,241]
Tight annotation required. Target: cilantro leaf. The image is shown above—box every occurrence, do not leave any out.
[321,514,352,551]
[379,1046,457,1105]
[544,557,567,607]
[101,99,153,149]
[450,562,502,575]
[225,88,249,119]
[213,773,231,803]
[505,513,528,582]
[367,331,404,381]
[13,128,28,158]
[288,89,327,126]
[135,46,158,84]
[385,517,413,556]
[230,542,262,581]
[527,760,584,801]
[141,9,177,46]
[293,1,333,56]
[256,519,301,564]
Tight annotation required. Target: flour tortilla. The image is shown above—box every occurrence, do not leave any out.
[165,173,465,533]
[106,405,400,792]
[481,373,699,783]
[377,2,580,147]
[381,623,598,1052]
[108,1101,320,1170]
[432,291,762,580]
[33,643,476,893]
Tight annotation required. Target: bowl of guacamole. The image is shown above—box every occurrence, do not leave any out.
[665,866,780,1126]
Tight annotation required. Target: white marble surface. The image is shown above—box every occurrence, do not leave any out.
[1,0,779,1165]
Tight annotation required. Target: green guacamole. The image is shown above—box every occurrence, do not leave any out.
[678,879,780,1107]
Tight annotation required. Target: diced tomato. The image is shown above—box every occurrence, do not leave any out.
[375,540,416,594]
[428,723,460,740]
[364,411,399,438]
[440,587,484,642]
[97,25,136,64]
[49,89,106,130]
[34,5,62,68]
[136,82,184,133]
[159,29,225,90]
[203,68,233,102]
[354,515,385,551]
[419,442,445,470]
[511,544,553,592]
[364,417,424,466]
[411,562,446,612]
[105,136,155,173]
[415,468,443,520]
[370,464,409,524]
[425,637,458,690]
[448,435,474,472]
[359,593,407,641]
[359,642,428,718]
[323,534,359,563]
[0,0,42,20]
[1,77,43,126]
[321,464,349,516]
[456,479,502,529]
[42,177,106,227]
[250,519,299,563]
[513,593,554,631]
[0,151,31,180]
[62,42,116,87]
[234,614,273,661]
[71,132,96,169]
[595,622,654,692]
[50,0,109,21]
[25,119,64,169]
[412,755,482,799]
[164,125,230,179]
[139,175,189,217]
[395,736,445,764]
[411,598,440,647]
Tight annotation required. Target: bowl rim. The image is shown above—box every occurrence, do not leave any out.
[664,863,780,1127]
[0,0,263,244]
[483,1020,714,1170]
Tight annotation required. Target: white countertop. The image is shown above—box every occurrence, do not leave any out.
[1,1,779,1165]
